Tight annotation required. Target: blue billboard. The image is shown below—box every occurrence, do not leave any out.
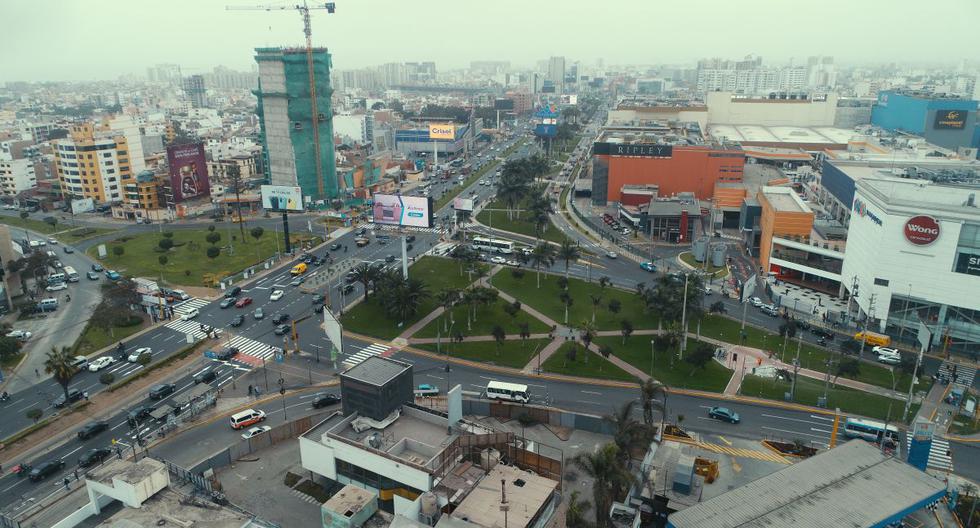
[535,124,557,138]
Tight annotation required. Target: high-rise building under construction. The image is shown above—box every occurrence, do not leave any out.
[254,47,338,203]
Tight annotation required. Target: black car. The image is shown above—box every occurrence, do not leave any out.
[28,460,65,481]
[811,328,834,340]
[405,235,416,243]
[329,243,342,251]
[215,346,239,361]
[272,313,290,325]
[78,448,111,468]
[312,293,325,304]
[385,255,396,263]
[312,257,324,266]
[344,272,357,284]
[313,303,325,314]
[219,298,236,309]
[340,283,355,295]
[225,286,241,298]
[194,370,217,384]
[91,264,104,272]
[406,243,413,252]
[127,405,155,426]
[230,315,245,327]
[311,393,341,408]
[274,324,290,336]
[77,421,109,440]
[54,389,83,408]
[302,254,315,264]
[148,383,176,400]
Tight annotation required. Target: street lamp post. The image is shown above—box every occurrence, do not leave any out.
[650,339,655,378]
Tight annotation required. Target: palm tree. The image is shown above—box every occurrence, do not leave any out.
[383,278,430,324]
[572,443,633,528]
[559,291,574,324]
[435,288,459,332]
[557,239,581,278]
[579,319,598,364]
[606,401,652,467]
[518,322,531,349]
[491,325,506,355]
[45,346,78,404]
[590,294,603,323]
[565,490,594,528]
[640,379,668,432]
[529,242,556,288]
[620,319,634,344]
[350,263,379,301]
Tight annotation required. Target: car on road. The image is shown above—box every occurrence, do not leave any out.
[241,425,272,440]
[312,293,325,304]
[877,354,901,365]
[105,270,121,280]
[54,389,84,408]
[811,328,834,340]
[270,289,284,301]
[148,383,176,400]
[329,243,341,251]
[605,251,618,259]
[63,246,74,254]
[194,370,218,384]
[272,313,290,325]
[749,297,763,307]
[47,238,58,245]
[235,297,253,308]
[760,304,779,317]
[78,448,112,468]
[180,308,199,321]
[6,329,32,341]
[219,297,236,309]
[253,307,264,320]
[274,324,290,336]
[385,255,396,263]
[640,262,656,272]
[415,384,440,396]
[76,421,109,440]
[289,276,305,286]
[28,459,65,481]
[215,346,239,361]
[230,315,245,327]
[88,356,117,372]
[311,393,340,408]
[46,281,67,292]
[128,347,152,363]
[91,264,104,272]
[225,286,241,298]
[707,406,740,424]
[126,405,155,426]
[86,271,99,280]
[872,346,899,356]
[313,303,325,313]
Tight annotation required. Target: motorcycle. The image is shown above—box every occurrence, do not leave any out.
[12,463,31,478]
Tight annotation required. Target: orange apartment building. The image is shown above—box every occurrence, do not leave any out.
[757,186,814,273]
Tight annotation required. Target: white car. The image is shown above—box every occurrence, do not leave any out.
[88,356,117,372]
[872,346,899,356]
[749,297,763,307]
[180,307,200,321]
[47,238,58,245]
[270,289,285,302]
[877,354,901,365]
[46,282,68,292]
[605,251,618,259]
[5,330,32,341]
[128,347,152,362]
[490,256,507,264]
[241,425,272,440]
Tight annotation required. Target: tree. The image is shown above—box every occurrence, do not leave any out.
[559,291,574,324]
[435,288,460,332]
[45,346,78,404]
[350,263,380,301]
[778,320,798,339]
[26,408,42,423]
[226,162,248,241]
[564,344,577,366]
[565,490,594,528]
[44,216,57,229]
[207,225,216,232]
[250,226,265,242]
[590,294,603,323]
[709,301,726,314]
[162,231,174,239]
[579,320,598,364]
[206,232,221,246]
[113,245,124,257]
[684,343,715,374]
[158,255,168,267]
[206,246,220,259]
[503,300,521,320]
[572,443,633,528]
[608,298,621,315]
[19,211,29,221]
[620,319,634,344]
[640,379,668,429]
[605,401,652,467]
[519,322,531,349]
[598,344,613,360]
[557,240,581,278]
[834,358,861,384]
[0,336,22,362]
[158,238,174,251]
[491,325,506,355]
[598,276,611,291]
[381,277,430,323]
[529,242,556,288]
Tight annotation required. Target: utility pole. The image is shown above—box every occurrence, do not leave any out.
[680,273,689,357]
[858,293,877,360]
[903,340,926,422]
[790,330,803,400]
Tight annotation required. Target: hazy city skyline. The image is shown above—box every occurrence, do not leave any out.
[3,0,979,82]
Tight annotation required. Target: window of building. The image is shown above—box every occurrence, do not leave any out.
[874,278,889,287]
[106,169,115,174]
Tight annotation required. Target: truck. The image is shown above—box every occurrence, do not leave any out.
[854,331,891,347]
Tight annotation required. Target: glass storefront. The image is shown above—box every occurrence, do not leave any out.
[886,295,980,358]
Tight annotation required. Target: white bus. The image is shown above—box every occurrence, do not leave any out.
[486,381,530,404]
[471,236,514,254]
[63,266,79,283]
[843,418,900,444]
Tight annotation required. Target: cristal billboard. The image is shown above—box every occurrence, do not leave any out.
[261,185,304,212]
[428,123,456,140]
[166,143,210,203]
[372,194,433,228]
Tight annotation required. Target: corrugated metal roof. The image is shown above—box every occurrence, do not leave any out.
[668,440,946,528]
[341,355,409,387]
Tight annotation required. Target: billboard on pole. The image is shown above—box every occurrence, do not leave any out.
[740,274,757,303]
[261,185,303,212]
[372,194,433,228]
[323,308,343,361]
[452,197,475,212]
[166,143,210,203]
[428,123,456,140]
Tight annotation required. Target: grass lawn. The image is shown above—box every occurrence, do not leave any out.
[0,215,59,234]
[595,336,732,392]
[434,140,526,210]
[740,374,911,423]
[73,317,146,356]
[58,226,117,242]
[541,342,637,382]
[415,338,550,370]
[1,352,24,370]
[476,198,569,244]
[414,298,551,339]
[698,314,918,393]
[491,270,656,330]
[342,256,484,340]
[678,252,729,278]
[86,229,320,287]
[949,416,980,436]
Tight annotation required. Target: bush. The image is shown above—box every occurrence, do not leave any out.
[510,268,525,279]
[517,413,537,426]
[26,408,42,423]
[99,372,115,385]
[137,353,152,366]
[112,246,124,257]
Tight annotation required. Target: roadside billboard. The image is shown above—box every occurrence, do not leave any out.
[560,94,578,105]
[70,197,95,214]
[452,197,475,212]
[166,143,210,203]
[372,193,433,228]
[428,123,456,140]
[260,185,303,212]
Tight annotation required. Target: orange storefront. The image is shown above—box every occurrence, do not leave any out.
[592,143,744,203]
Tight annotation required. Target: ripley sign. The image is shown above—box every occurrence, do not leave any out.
[593,142,673,158]
[904,215,940,246]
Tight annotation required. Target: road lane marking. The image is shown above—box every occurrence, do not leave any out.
[581,390,602,396]
[761,425,830,441]
[717,436,733,446]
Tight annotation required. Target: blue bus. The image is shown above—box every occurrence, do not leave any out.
[843,418,900,443]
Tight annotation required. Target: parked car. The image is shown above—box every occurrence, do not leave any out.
[235,297,253,308]
[86,271,99,280]
[329,243,341,251]
[28,460,65,481]
[63,246,74,254]
[148,383,176,400]
[640,262,656,272]
[128,347,152,363]
[811,328,834,340]
[872,346,899,356]
[312,293,325,304]
[180,308,200,321]
[76,421,109,440]
[219,297,236,309]
[78,448,112,468]
[311,393,340,408]
[270,289,285,301]
[605,251,618,259]
[91,264,104,272]
[240,425,272,440]
[760,305,779,317]
[105,270,121,280]
[87,356,116,372]
[6,329,32,341]
[877,354,901,365]
[46,282,68,292]
[749,297,763,307]
[230,315,245,327]
[707,406,740,424]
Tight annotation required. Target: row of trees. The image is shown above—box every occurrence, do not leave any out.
[348,262,430,323]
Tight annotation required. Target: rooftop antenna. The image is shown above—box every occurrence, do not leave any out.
[500,479,510,528]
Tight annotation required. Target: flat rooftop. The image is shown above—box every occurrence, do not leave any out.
[761,186,811,213]
[87,487,268,528]
[709,125,854,147]
[327,405,456,470]
[341,355,410,387]
[324,484,376,516]
[667,440,947,528]
[88,457,165,487]
[450,464,558,528]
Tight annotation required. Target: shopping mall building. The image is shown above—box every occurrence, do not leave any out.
[840,176,980,354]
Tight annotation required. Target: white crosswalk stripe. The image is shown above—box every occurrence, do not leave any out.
[938,361,975,391]
[342,343,389,368]
[164,319,209,339]
[173,298,210,315]
[226,335,280,361]
[368,223,446,234]
[906,436,954,471]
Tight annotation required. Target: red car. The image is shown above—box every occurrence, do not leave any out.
[235,297,253,308]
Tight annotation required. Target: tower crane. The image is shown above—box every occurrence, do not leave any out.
[227,2,336,199]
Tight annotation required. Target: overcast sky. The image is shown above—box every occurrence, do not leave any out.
[3,0,979,82]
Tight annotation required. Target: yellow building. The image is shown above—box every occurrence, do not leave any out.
[53,123,135,203]
[757,186,814,273]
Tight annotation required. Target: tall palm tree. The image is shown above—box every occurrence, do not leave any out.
[349,263,379,301]
[45,346,78,404]
[589,294,603,323]
[529,242,556,288]
[491,325,506,356]
[572,443,633,528]
[559,291,574,325]
[435,288,459,332]
[640,379,668,431]
[620,319,634,344]
[606,401,652,467]
[566,490,594,528]
[383,278,430,324]
[557,240,581,278]
[579,319,598,364]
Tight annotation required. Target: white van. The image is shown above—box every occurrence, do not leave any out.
[230,409,266,430]
[38,298,59,311]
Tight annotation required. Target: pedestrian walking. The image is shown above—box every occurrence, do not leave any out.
[34,368,39,378]
[63,477,70,490]
[73,469,78,480]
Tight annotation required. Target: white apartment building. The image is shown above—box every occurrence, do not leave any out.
[0,159,36,196]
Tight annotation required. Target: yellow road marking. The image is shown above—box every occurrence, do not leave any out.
[717,435,733,446]
[731,459,742,473]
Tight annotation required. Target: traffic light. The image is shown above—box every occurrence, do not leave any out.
[280,387,286,396]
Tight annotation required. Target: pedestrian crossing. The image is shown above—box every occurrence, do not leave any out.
[164,318,211,339]
[937,361,975,391]
[369,223,446,234]
[173,298,210,316]
[224,335,282,367]
[906,435,954,472]
[343,343,391,369]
